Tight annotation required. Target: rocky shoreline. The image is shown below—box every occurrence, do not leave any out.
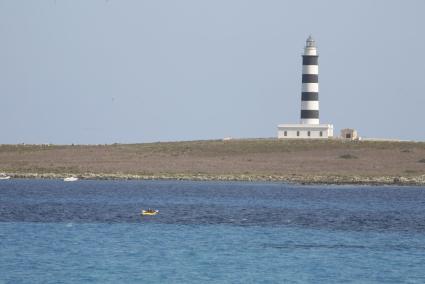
[5,172,425,186]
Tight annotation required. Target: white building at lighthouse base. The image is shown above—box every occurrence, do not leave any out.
[277,124,334,139]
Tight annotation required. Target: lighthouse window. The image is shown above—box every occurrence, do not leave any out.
[320,131,323,137]
[296,131,300,137]
[307,131,311,137]
[284,131,287,137]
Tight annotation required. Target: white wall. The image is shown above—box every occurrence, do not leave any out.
[278,130,328,139]
[277,125,333,139]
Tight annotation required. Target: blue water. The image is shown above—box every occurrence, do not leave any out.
[1,180,425,283]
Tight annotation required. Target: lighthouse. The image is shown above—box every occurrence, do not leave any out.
[277,36,333,139]
[301,35,319,125]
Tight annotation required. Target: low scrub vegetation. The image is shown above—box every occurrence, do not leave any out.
[339,154,358,159]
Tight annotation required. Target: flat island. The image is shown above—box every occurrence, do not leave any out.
[1,139,425,185]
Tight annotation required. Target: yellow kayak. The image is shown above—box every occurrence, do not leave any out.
[141,210,159,216]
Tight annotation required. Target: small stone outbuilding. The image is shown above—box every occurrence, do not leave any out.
[340,128,358,140]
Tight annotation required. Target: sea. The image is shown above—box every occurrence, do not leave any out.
[1,179,425,283]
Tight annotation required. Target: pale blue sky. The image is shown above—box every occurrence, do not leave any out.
[1,0,424,144]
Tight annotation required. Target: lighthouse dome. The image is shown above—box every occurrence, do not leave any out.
[306,35,316,47]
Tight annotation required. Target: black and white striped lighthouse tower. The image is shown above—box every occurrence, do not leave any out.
[277,36,333,139]
[301,35,319,124]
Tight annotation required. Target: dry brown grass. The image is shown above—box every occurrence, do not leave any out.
[0,139,425,178]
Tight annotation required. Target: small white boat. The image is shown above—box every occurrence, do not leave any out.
[141,209,159,216]
[64,177,79,182]
[0,173,11,180]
